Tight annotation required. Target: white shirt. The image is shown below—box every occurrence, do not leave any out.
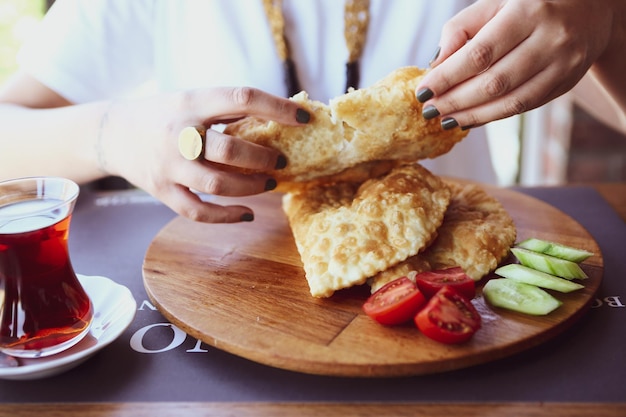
[18,0,497,183]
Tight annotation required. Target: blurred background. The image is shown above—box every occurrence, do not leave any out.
[1,0,625,185]
[0,0,45,84]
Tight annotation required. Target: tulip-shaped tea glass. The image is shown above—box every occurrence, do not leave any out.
[0,177,92,358]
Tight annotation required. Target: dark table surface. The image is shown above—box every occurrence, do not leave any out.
[1,183,625,417]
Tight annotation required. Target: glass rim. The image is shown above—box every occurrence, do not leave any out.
[0,176,80,220]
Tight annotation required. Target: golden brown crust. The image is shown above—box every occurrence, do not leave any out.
[224,67,468,182]
[274,160,402,193]
[329,67,464,162]
[369,181,517,292]
[282,163,450,298]
[224,66,513,298]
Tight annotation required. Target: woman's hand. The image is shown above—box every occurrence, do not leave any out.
[415,0,620,129]
[99,87,309,223]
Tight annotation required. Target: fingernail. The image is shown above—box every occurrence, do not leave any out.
[275,154,287,170]
[422,105,440,120]
[265,178,277,191]
[240,212,254,222]
[296,108,310,124]
[442,117,459,130]
[416,88,434,103]
[461,125,474,131]
[429,46,441,66]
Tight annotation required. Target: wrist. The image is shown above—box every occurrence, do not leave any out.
[95,101,116,176]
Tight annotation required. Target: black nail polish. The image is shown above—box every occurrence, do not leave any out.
[429,46,441,66]
[461,125,474,131]
[296,108,310,124]
[240,212,254,222]
[264,178,277,191]
[422,105,440,120]
[416,88,434,103]
[442,117,459,130]
[275,154,287,170]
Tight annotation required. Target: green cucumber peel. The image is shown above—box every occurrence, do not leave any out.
[495,264,584,293]
[516,238,593,263]
[483,278,562,316]
[510,247,588,280]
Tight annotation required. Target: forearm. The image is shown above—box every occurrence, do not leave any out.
[0,101,111,183]
[585,1,626,133]
[573,72,626,136]
[587,63,626,135]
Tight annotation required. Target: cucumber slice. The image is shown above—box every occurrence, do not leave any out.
[495,264,584,293]
[510,247,588,280]
[516,238,593,263]
[483,278,562,315]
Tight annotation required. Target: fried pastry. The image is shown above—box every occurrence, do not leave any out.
[224,67,468,182]
[369,181,517,292]
[282,163,451,298]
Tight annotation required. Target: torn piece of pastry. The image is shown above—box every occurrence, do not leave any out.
[369,181,517,293]
[282,163,451,298]
[224,66,468,182]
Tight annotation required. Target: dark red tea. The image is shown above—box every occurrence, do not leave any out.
[0,199,93,356]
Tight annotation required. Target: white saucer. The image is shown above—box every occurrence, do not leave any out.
[0,274,136,380]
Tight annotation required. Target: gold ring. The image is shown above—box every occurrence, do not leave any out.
[178,125,207,160]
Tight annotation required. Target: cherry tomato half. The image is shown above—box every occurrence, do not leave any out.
[415,286,481,344]
[414,267,476,300]
[363,276,426,326]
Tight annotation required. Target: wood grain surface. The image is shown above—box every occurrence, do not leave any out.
[142,186,603,377]
[4,402,626,417]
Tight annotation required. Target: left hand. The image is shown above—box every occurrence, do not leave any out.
[416,0,616,129]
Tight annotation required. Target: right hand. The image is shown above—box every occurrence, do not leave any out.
[415,0,619,129]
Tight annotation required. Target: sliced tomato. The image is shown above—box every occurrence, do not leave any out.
[363,276,426,326]
[415,286,481,344]
[414,267,476,300]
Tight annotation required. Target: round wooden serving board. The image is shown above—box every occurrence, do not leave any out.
[143,187,603,377]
